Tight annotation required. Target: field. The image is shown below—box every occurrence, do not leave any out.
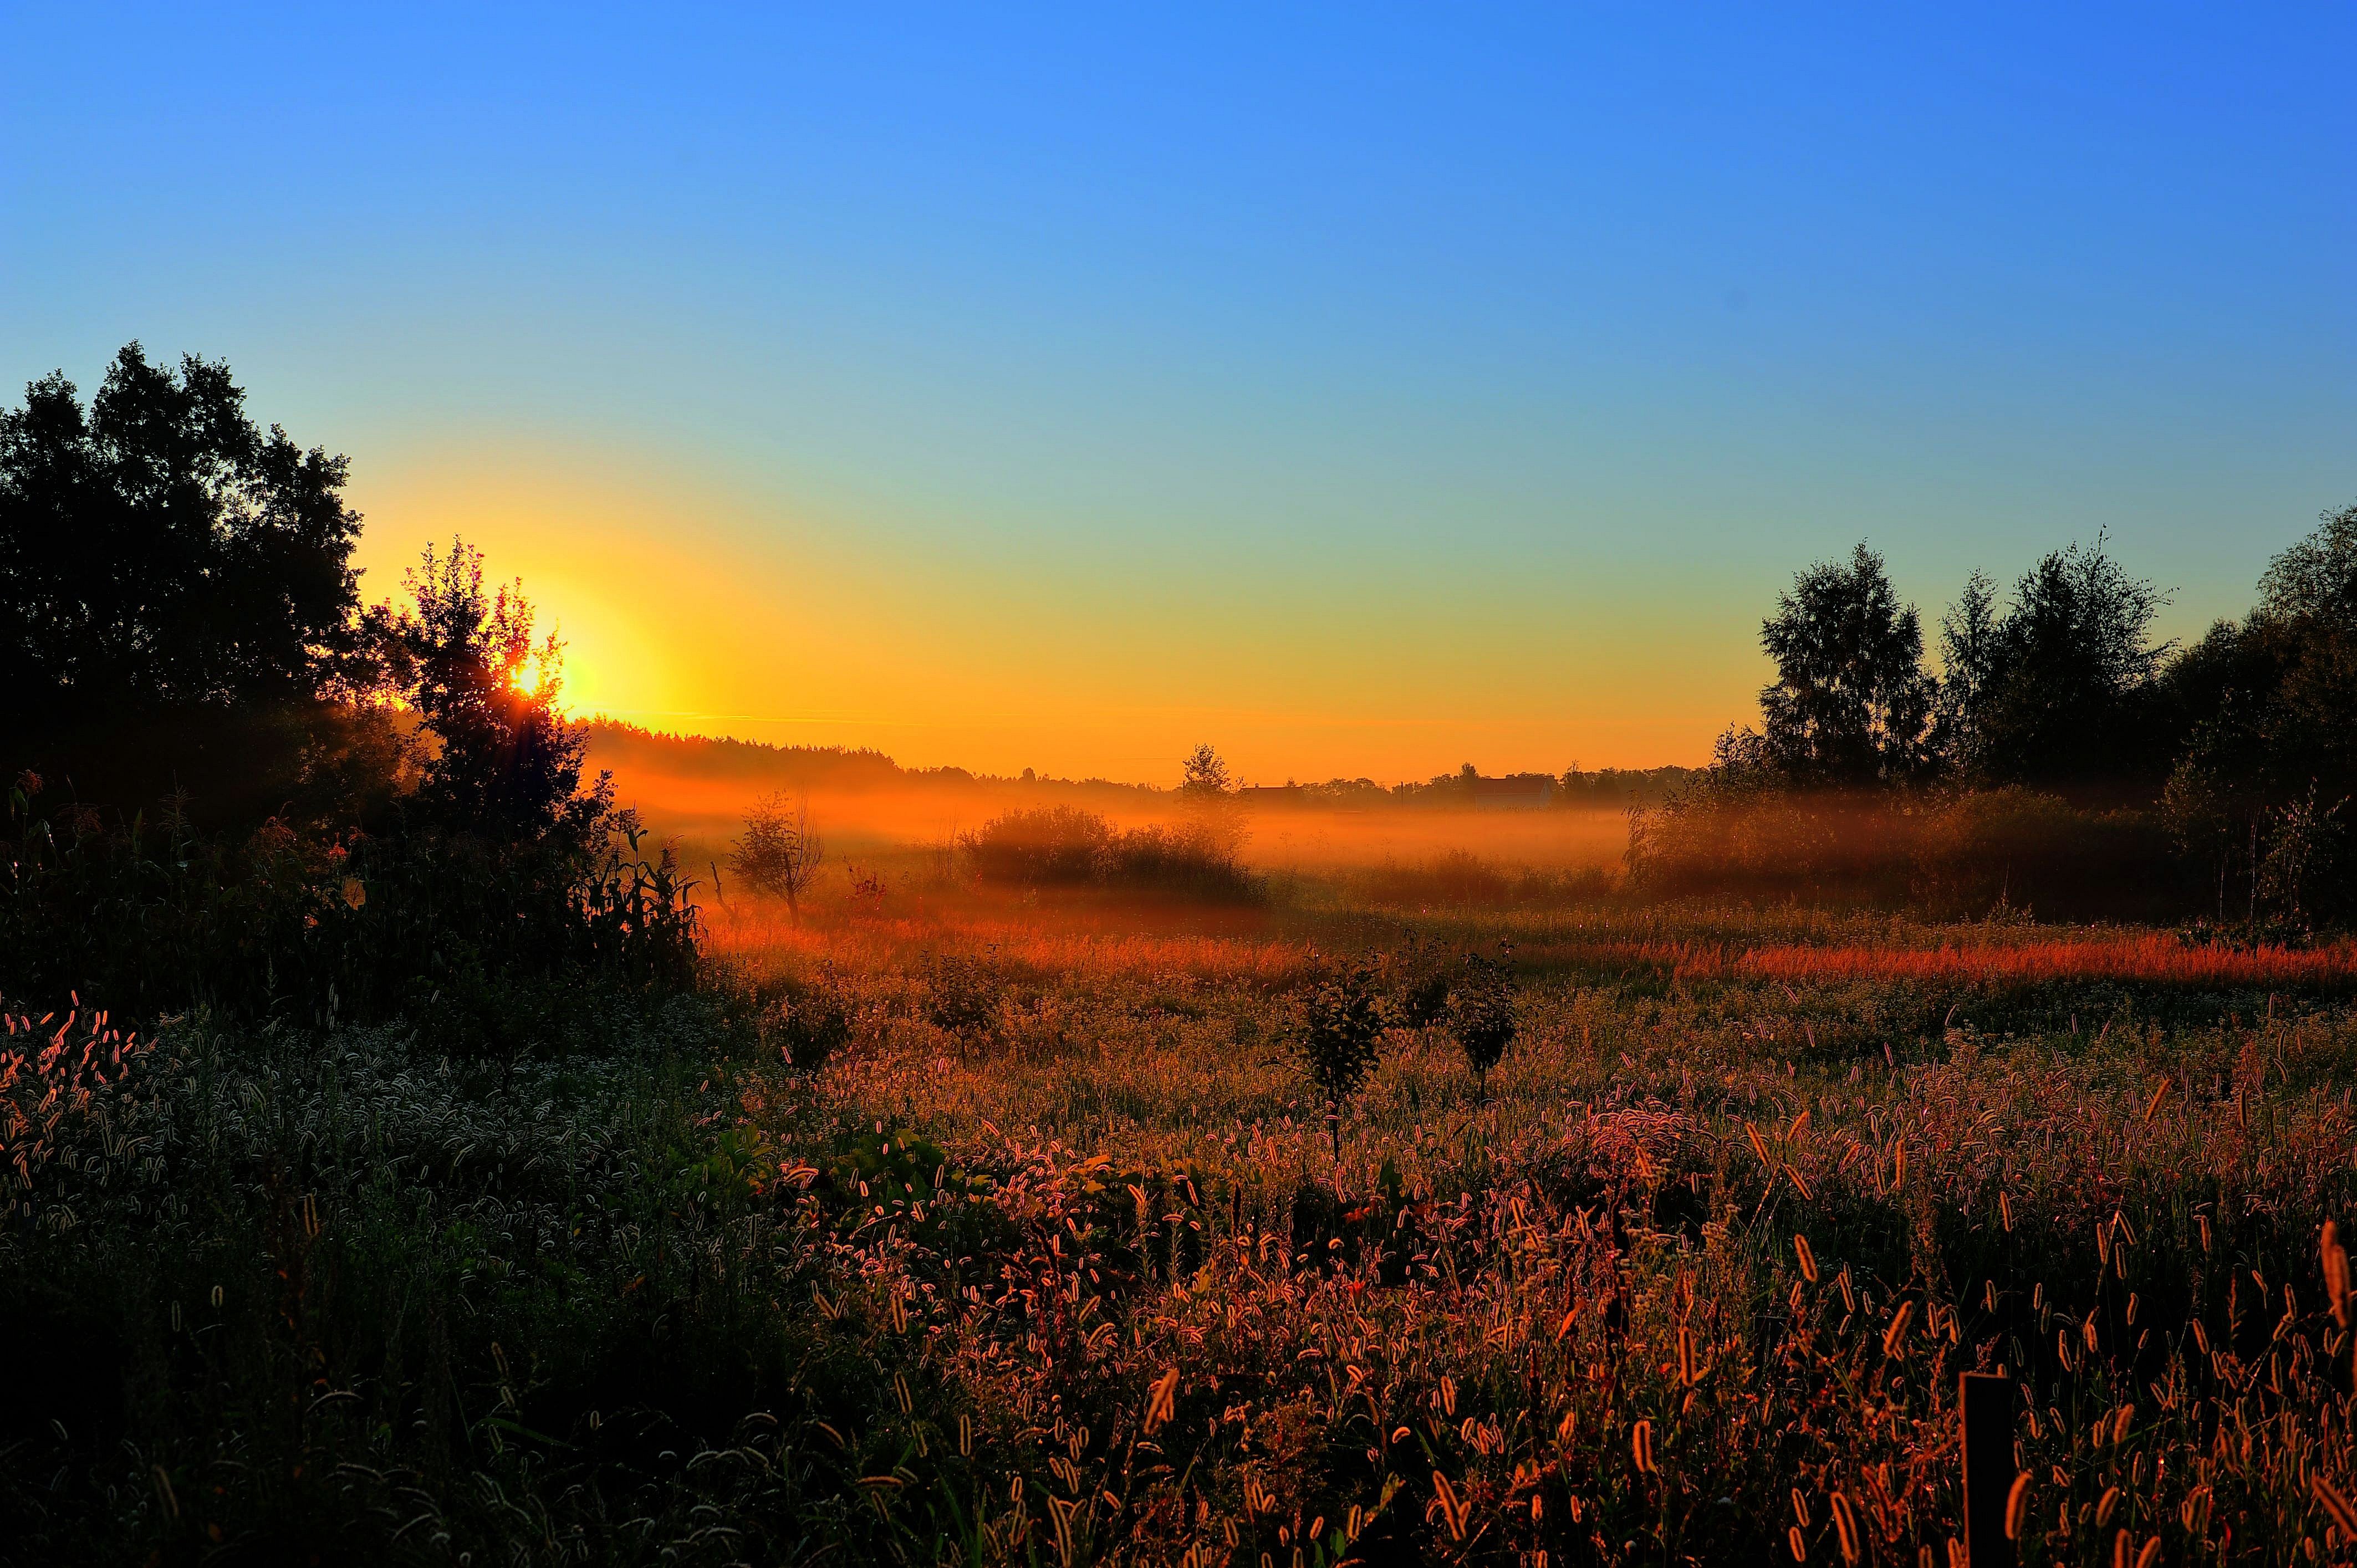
[13,800,2357,1568]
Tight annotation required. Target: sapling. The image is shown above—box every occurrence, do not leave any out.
[1447,943,1517,1099]
[730,793,825,923]
[1293,955,1390,1161]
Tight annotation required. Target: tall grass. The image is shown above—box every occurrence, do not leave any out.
[11,879,2357,1562]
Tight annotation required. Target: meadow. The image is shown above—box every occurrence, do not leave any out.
[13,800,2357,1567]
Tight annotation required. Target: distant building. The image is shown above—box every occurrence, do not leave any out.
[1472,775,1555,810]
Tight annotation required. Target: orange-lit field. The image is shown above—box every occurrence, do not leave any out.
[23,758,2357,1562]
[657,837,2357,1565]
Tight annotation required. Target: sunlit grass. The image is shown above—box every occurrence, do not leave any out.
[14,866,2357,1562]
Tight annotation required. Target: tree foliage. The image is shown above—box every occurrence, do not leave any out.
[1445,945,1517,1092]
[1958,535,2169,786]
[375,539,609,847]
[1757,544,1935,786]
[1292,957,1389,1158]
[1179,743,1233,797]
[729,793,826,920]
[0,344,366,726]
[2245,503,2357,801]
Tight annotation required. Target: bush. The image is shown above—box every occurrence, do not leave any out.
[1101,821,1260,900]
[1446,944,1518,1090]
[1909,786,2174,918]
[960,806,1116,883]
[1629,776,2186,918]
[961,807,1259,900]
[0,788,700,1042]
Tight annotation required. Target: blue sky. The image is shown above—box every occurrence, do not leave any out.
[6,4,2351,777]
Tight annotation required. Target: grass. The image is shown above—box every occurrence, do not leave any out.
[10,864,2357,1564]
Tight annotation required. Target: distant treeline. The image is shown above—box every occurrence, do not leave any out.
[583,722,1172,803]
[1240,765,1698,810]
[11,343,2354,933]
[588,722,1698,811]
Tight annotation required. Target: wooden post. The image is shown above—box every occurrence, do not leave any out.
[1961,1372,2017,1568]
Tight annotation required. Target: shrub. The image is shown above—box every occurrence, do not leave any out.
[1101,821,1259,900]
[1910,786,2174,918]
[0,786,700,1040]
[961,807,1259,900]
[960,806,1114,883]
[1629,775,2185,918]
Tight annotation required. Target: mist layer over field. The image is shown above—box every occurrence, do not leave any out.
[590,733,1636,892]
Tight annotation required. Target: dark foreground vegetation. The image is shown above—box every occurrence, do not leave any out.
[10,347,2357,1566]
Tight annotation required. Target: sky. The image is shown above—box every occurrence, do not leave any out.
[6,4,2352,783]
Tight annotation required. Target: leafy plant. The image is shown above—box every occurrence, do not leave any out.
[1446,942,1518,1094]
[1291,954,1390,1160]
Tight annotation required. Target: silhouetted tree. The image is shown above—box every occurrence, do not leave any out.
[1934,570,2002,773]
[0,345,384,819]
[1180,743,1232,796]
[1293,956,1389,1160]
[1959,536,2168,787]
[731,793,825,922]
[2147,503,2357,918]
[0,344,366,725]
[376,539,609,846]
[1178,742,1248,857]
[1757,544,1935,785]
[2245,503,2357,801]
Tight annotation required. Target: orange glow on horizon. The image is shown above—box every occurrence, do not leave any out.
[351,440,1753,786]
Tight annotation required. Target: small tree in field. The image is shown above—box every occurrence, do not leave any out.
[731,794,824,922]
[1179,743,1232,797]
[1178,742,1248,857]
[1293,956,1389,1161]
[1447,944,1517,1098]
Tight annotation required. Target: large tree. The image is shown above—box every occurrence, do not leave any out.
[0,344,365,728]
[1757,543,1935,786]
[2149,502,2357,919]
[0,345,386,821]
[1959,536,2168,787]
[2247,502,2357,800]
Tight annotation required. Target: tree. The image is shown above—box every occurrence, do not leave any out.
[1934,570,2002,773]
[0,345,382,820]
[2245,502,2357,802]
[1179,743,1232,796]
[731,793,825,922]
[1757,544,1935,785]
[2257,786,2344,924]
[1293,956,1389,1160]
[377,539,609,846]
[0,344,366,726]
[1961,535,2168,786]
[1177,743,1247,859]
